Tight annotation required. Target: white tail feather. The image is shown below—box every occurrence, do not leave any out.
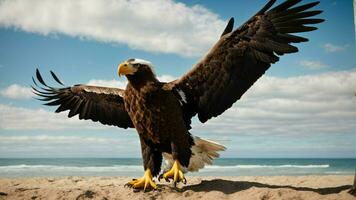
[162,136,226,173]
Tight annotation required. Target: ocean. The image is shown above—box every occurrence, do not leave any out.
[0,158,355,178]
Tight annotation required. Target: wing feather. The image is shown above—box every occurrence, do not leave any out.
[50,70,65,85]
[32,69,134,129]
[220,17,234,37]
[166,0,323,125]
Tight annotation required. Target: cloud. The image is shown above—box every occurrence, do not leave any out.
[0,84,33,99]
[87,79,127,88]
[0,104,112,130]
[193,69,356,138]
[1,70,356,157]
[2,69,356,140]
[156,74,176,82]
[299,60,328,70]
[0,135,130,145]
[87,74,176,88]
[0,134,141,157]
[0,0,225,57]
[322,43,348,53]
[0,74,176,130]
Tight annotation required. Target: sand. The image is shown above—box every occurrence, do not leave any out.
[0,176,355,200]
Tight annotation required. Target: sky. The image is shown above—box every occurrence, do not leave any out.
[0,0,355,158]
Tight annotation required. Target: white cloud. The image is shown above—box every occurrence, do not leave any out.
[322,43,348,53]
[0,135,127,144]
[2,69,356,139]
[156,74,176,82]
[0,104,112,130]
[299,60,328,70]
[1,70,356,157]
[0,0,225,57]
[0,134,141,157]
[0,74,176,130]
[0,84,33,99]
[87,79,127,88]
[87,74,176,88]
[192,69,356,137]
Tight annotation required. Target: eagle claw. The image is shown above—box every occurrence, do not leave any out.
[158,174,170,183]
[125,169,157,191]
[159,160,186,186]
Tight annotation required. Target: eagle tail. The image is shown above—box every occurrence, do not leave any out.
[188,137,226,172]
[162,137,226,173]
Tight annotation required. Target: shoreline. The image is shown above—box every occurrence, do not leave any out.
[0,175,354,200]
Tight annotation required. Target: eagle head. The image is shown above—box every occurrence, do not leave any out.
[118,58,154,78]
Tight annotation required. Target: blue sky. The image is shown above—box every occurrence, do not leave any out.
[0,0,355,158]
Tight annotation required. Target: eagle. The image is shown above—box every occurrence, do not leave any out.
[32,0,323,191]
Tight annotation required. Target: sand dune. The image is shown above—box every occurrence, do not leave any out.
[0,176,354,200]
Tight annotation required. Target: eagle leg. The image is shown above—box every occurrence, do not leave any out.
[158,160,186,186]
[124,169,157,191]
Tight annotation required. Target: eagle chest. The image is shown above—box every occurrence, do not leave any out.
[124,84,179,142]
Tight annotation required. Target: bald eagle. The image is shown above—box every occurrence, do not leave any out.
[33,0,323,191]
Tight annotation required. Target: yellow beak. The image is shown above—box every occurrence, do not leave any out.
[118,62,137,77]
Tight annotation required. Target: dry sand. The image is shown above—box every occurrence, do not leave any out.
[0,176,355,200]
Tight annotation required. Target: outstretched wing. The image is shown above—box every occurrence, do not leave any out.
[32,69,134,129]
[166,0,323,125]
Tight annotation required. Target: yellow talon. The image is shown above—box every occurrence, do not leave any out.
[159,160,186,186]
[125,169,157,191]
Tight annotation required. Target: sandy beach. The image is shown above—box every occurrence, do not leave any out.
[0,175,354,200]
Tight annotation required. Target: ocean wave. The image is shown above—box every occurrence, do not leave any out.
[0,165,143,171]
[205,164,330,169]
[0,164,329,172]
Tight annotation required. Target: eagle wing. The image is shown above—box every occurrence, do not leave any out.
[165,0,323,125]
[32,69,134,129]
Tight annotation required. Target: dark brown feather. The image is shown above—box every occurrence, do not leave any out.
[50,71,64,86]
[221,18,234,37]
[269,0,301,12]
[36,69,50,88]
[165,0,323,125]
[32,69,134,129]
